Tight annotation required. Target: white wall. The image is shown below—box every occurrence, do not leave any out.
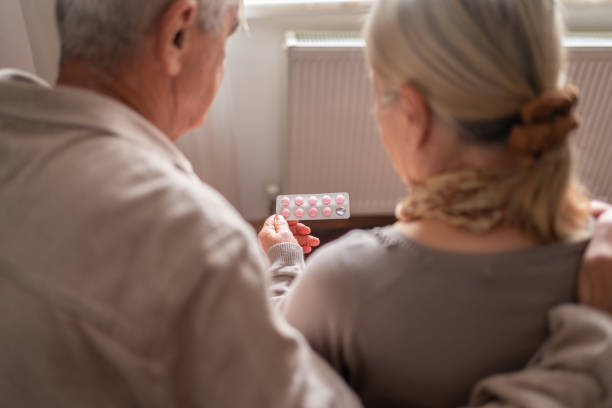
[566,3,612,31]
[224,13,363,219]
[19,0,60,84]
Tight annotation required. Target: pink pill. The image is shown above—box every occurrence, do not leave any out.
[309,196,318,206]
[281,209,291,219]
[335,195,345,204]
[295,208,305,218]
[295,196,304,206]
[309,207,318,217]
[281,197,290,207]
[323,207,332,217]
[322,195,332,205]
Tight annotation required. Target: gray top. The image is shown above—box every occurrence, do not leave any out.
[270,226,589,407]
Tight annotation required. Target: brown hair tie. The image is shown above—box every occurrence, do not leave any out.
[508,85,580,158]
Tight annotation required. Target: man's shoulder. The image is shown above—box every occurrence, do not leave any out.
[79,134,251,240]
[12,123,257,264]
[0,123,264,352]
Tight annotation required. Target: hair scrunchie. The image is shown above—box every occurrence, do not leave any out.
[508,85,580,159]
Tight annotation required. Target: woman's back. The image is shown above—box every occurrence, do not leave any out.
[282,227,588,407]
[275,1,592,406]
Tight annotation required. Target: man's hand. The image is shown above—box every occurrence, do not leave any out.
[578,201,612,315]
[287,220,320,254]
[258,216,320,254]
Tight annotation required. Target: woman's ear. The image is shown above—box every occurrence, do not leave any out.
[156,0,198,76]
[399,84,431,148]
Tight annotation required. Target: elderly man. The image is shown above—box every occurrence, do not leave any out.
[0,0,610,407]
[0,0,357,406]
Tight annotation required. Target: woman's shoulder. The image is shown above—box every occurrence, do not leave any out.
[310,226,398,263]
[307,223,590,289]
[304,226,413,285]
[287,227,405,327]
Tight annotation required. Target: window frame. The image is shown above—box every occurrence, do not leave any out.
[244,0,612,32]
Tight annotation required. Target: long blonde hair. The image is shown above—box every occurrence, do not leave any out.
[364,0,589,242]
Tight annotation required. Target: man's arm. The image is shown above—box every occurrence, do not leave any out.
[258,216,315,310]
[466,304,612,408]
[466,203,612,407]
[171,224,360,407]
[267,242,306,308]
[579,201,612,315]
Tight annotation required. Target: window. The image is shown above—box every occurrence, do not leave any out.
[244,0,612,32]
[564,0,612,4]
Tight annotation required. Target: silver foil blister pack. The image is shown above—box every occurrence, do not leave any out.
[276,192,351,221]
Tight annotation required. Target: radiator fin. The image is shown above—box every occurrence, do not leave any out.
[286,31,363,48]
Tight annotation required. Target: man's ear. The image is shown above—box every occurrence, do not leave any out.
[156,0,198,76]
[399,84,432,148]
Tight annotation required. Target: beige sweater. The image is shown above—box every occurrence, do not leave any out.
[0,70,361,407]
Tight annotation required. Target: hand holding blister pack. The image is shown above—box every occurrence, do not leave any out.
[276,193,351,221]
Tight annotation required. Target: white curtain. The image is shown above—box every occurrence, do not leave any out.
[19,0,60,84]
[176,75,242,211]
[0,0,36,73]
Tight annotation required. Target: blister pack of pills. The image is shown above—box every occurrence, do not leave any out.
[276,193,351,221]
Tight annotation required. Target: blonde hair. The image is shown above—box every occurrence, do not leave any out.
[364,0,589,242]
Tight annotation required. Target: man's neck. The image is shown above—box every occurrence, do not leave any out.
[56,59,176,139]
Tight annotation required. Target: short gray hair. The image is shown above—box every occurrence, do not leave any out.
[56,0,235,65]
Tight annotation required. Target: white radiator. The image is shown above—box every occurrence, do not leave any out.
[285,32,612,215]
[568,43,612,201]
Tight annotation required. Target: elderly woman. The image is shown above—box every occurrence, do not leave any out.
[260,0,611,406]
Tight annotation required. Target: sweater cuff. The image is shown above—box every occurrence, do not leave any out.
[267,242,305,268]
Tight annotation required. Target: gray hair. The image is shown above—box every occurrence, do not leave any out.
[56,0,236,65]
